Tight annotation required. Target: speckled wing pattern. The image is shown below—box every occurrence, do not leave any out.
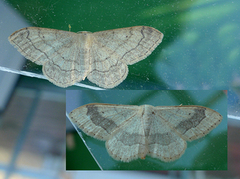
[69,104,222,162]
[87,26,163,88]
[8,27,90,87]
[8,26,163,88]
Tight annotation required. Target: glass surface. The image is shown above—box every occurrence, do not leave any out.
[1,0,240,177]
[66,90,227,170]
[2,0,240,89]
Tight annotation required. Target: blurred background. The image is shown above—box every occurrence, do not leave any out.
[0,0,240,178]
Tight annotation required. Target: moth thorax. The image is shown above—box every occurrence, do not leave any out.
[77,31,91,35]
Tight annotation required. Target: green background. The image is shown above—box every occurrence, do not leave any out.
[6,0,240,89]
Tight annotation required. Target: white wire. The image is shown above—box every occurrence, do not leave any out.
[0,66,105,90]
[228,114,240,120]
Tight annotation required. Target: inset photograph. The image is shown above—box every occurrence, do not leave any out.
[66,90,227,170]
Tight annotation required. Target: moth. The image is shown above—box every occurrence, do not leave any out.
[8,26,163,88]
[69,103,222,162]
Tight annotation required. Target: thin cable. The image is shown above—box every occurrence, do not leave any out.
[0,66,105,90]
